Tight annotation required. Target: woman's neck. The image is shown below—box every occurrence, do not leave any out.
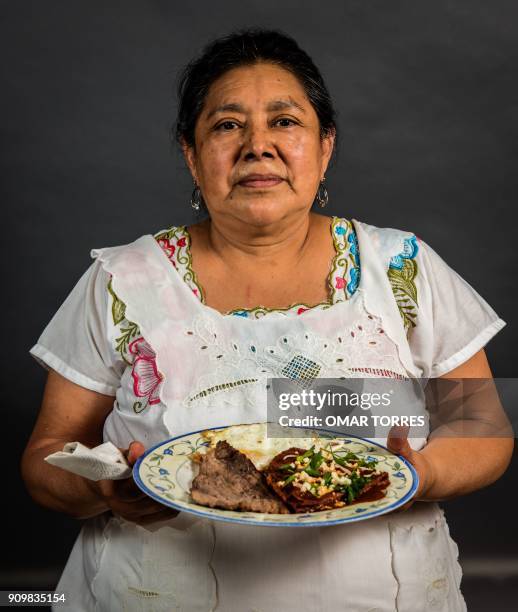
[196,212,326,269]
[187,212,336,312]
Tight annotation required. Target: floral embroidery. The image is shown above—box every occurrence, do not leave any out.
[129,337,163,412]
[154,226,204,300]
[153,217,361,319]
[348,266,360,295]
[232,310,249,318]
[115,321,141,365]
[328,218,361,305]
[156,236,175,261]
[390,235,418,269]
[225,217,360,315]
[229,303,326,318]
[105,220,420,416]
[387,236,419,334]
[107,277,163,410]
[348,230,359,259]
[109,223,418,341]
[107,277,141,364]
[107,278,126,325]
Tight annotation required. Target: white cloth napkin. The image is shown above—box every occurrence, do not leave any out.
[44,442,132,481]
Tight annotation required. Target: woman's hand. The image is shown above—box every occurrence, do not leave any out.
[93,441,179,526]
[386,350,514,512]
[21,372,180,523]
[387,425,436,511]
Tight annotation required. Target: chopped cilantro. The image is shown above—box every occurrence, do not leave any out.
[297,447,315,462]
[283,473,297,485]
[309,450,324,471]
[323,472,333,486]
[304,467,321,478]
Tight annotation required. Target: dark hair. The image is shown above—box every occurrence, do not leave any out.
[174,28,337,150]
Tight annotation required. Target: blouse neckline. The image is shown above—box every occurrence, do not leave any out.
[154,216,361,318]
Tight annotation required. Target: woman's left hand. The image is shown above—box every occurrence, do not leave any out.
[386,425,435,511]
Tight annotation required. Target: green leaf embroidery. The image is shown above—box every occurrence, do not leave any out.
[107,278,127,325]
[388,257,419,333]
[115,321,140,365]
[107,278,141,363]
[387,260,418,303]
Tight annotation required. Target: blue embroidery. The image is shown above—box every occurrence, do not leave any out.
[347,266,360,294]
[387,234,420,333]
[348,231,359,260]
[389,235,419,270]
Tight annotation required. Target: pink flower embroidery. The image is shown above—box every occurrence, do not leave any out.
[297,307,308,315]
[335,276,346,289]
[157,237,175,261]
[129,337,163,405]
[177,237,187,248]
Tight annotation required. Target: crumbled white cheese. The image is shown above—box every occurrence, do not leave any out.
[336,476,351,486]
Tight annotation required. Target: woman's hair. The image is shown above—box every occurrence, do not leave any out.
[175,28,337,150]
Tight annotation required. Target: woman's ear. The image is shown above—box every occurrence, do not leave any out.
[180,137,198,182]
[320,127,336,176]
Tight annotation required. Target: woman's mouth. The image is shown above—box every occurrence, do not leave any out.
[238,174,284,188]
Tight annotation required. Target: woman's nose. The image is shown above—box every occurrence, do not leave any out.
[241,126,275,160]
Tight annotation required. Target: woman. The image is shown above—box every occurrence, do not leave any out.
[22,29,512,611]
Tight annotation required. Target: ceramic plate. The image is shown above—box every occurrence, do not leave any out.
[133,424,418,527]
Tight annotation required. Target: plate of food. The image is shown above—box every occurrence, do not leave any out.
[133,423,418,527]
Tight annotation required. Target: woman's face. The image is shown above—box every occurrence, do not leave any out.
[183,62,335,228]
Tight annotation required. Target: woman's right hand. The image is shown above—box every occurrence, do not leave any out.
[94,441,180,526]
[22,372,180,523]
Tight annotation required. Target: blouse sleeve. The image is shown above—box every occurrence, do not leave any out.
[30,260,125,396]
[407,238,506,378]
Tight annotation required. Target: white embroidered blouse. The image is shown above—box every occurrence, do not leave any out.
[28,216,505,612]
[31,216,505,403]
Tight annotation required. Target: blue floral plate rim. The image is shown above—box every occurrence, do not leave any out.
[133,424,419,528]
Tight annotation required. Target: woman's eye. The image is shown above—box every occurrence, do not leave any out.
[274,117,296,127]
[216,121,239,131]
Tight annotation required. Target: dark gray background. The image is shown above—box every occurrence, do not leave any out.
[2,1,517,609]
